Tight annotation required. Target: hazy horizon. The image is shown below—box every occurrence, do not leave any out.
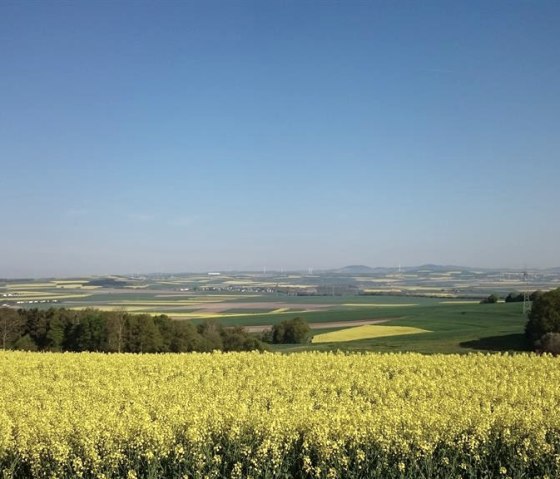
[3,262,559,281]
[2,1,559,278]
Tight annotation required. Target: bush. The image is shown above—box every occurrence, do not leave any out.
[525,288,560,343]
[480,294,499,304]
[269,317,310,344]
[13,334,38,351]
[505,292,524,303]
[197,320,266,352]
[537,332,560,355]
[260,328,273,343]
[221,326,266,352]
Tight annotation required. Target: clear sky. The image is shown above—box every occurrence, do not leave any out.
[1,1,559,277]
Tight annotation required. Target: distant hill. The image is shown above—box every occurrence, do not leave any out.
[331,265,560,276]
[411,264,469,273]
[335,265,380,274]
[334,264,475,275]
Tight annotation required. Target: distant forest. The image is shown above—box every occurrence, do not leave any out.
[0,307,265,353]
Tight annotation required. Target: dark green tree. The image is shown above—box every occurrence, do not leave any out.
[13,334,38,351]
[197,320,224,351]
[78,314,107,351]
[24,308,50,349]
[221,326,266,352]
[480,294,499,304]
[505,292,524,303]
[125,314,163,353]
[0,307,266,353]
[154,314,174,352]
[525,288,560,343]
[0,307,24,349]
[530,290,544,302]
[271,322,286,344]
[105,309,127,352]
[169,321,203,352]
[45,317,65,351]
[270,317,310,344]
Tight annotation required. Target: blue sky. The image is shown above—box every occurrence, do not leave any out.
[1,1,559,277]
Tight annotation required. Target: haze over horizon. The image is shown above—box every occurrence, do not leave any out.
[2,1,559,278]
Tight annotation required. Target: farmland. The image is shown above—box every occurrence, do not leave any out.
[2,351,560,478]
[1,269,559,478]
[1,266,556,353]
[311,325,430,343]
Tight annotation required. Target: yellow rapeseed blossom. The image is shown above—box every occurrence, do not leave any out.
[1,351,560,478]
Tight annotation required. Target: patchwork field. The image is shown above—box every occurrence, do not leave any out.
[0,269,552,353]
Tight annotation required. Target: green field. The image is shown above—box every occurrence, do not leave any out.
[272,302,529,353]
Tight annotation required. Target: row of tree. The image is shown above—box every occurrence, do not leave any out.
[480,291,543,304]
[0,307,266,353]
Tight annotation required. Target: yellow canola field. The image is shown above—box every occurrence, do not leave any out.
[1,352,560,478]
[312,325,429,343]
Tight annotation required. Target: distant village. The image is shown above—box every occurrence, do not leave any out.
[192,284,359,296]
[1,292,60,306]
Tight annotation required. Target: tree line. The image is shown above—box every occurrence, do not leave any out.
[0,307,266,353]
[480,290,542,304]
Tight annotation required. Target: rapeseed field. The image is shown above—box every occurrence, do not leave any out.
[1,351,559,478]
